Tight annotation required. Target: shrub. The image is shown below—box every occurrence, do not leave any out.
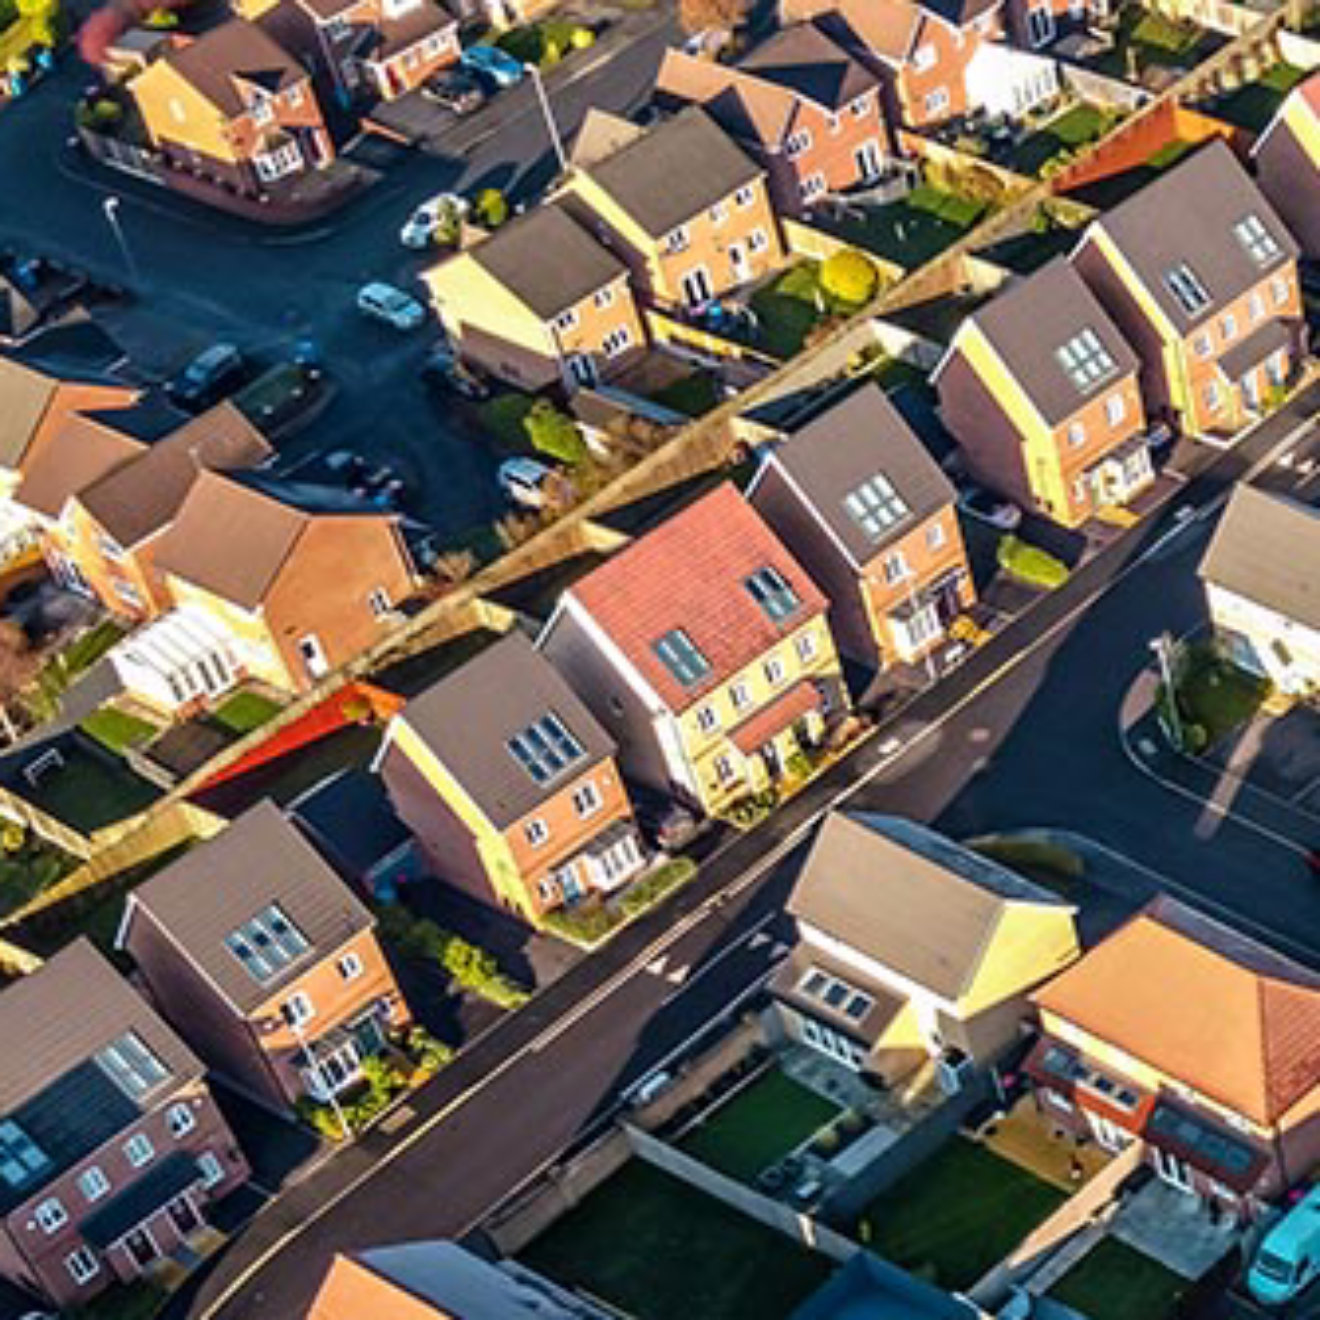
[569,23,595,47]
[784,749,812,780]
[339,693,373,723]
[524,399,587,466]
[1181,721,1209,754]
[970,836,1084,879]
[143,6,179,26]
[402,1025,453,1074]
[544,902,616,945]
[618,857,697,917]
[996,534,1069,589]
[819,249,879,306]
[474,188,508,229]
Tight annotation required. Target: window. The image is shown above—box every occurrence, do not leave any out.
[113,578,142,608]
[34,1197,67,1233]
[297,633,328,677]
[1272,274,1289,306]
[796,631,818,663]
[0,1120,49,1191]
[95,1032,169,1099]
[196,1152,224,1188]
[913,43,936,69]
[250,94,274,125]
[124,1132,155,1168]
[367,587,391,618]
[1205,379,1223,413]
[924,87,949,115]
[799,172,827,201]
[286,83,303,107]
[926,520,946,551]
[1163,262,1210,316]
[708,201,727,224]
[1221,311,1237,342]
[730,680,751,711]
[1055,327,1115,391]
[66,1247,99,1285]
[602,326,632,357]
[1249,290,1264,323]
[79,1165,110,1202]
[882,551,908,584]
[507,715,585,785]
[796,966,874,1020]
[167,1103,196,1139]
[850,94,869,117]
[696,705,719,733]
[572,781,603,818]
[326,13,350,37]
[1233,213,1280,266]
[785,128,812,158]
[554,308,579,332]
[224,905,310,984]
[281,992,314,1030]
[826,112,840,133]
[1067,420,1086,448]
[1193,331,1212,358]
[98,535,123,562]
[664,224,690,254]
[653,629,711,687]
[764,654,786,686]
[748,228,769,254]
[845,472,909,541]
[525,818,549,847]
[745,565,800,622]
[336,953,364,982]
[1105,393,1126,427]
[734,184,756,207]
[714,754,737,784]
[594,285,615,308]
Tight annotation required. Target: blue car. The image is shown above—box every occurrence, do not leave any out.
[460,43,525,88]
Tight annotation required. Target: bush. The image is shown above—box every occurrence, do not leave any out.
[970,836,1085,879]
[143,6,179,26]
[474,188,508,229]
[544,901,616,945]
[1,821,24,853]
[819,249,879,306]
[784,749,812,780]
[618,857,697,917]
[378,906,529,1008]
[569,23,595,47]
[524,399,587,466]
[996,534,1069,589]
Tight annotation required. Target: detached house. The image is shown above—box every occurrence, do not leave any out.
[118,800,411,1114]
[1028,896,1320,1219]
[423,204,646,392]
[747,383,974,671]
[1199,483,1320,696]
[377,631,646,925]
[1252,72,1320,258]
[129,19,333,197]
[0,940,248,1311]
[1072,139,1303,440]
[654,25,889,215]
[558,106,785,309]
[773,812,1078,1081]
[539,483,846,816]
[934,258,1151,527]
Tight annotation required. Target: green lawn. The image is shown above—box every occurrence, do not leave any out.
[1048,1239,1188,1320]
[826,185,986,268]
[70,1280,166,1320]
[751,262,833,358]
[649,370,721,417]
[1092,4,1219,77]
[477,391,536,453]
[79,707,158,753]
[24,748,160,834]
[679,1068,839,1183]
[521,1161,833,1320]
[0,839,76,921]
[1010,103,1116,176]
[859,1137,1067,1291]
[1210,63,1306,133]
[211,691,283,736]
[1171,640,1271,748]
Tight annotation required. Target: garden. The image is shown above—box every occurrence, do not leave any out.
[1090,4,1222,81]
[19,737,161,834]
[520,1160,834,1320]
[750,249,886,359]
[1047,1238,1188,1319]
[542,856,697,947]
[818,182,989,269]
[1159,637,1271,752]
[1205,61,1306,133]
[0,817,76,921]
[1008,101,1119,177]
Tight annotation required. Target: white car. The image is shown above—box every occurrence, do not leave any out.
[356,282,427,331]
[498,456,559,509]
[399,194,468,250]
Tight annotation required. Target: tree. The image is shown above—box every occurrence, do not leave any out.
[678,0,749,36]
[819,249,879,306]
[524,399,587,466]
[0,620,38,745]
[473,188,508,229]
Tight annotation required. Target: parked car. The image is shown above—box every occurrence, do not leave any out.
[165,342,246,411]
[628,784,700,851]
[420,67,485,114]
[421,343,490,401]
[957,484,1022,531]
[460,43,525,88]
[400,193,469,250]
[1247,1183,1320,1305]
[356,282,427,331]
[497,456,560,509]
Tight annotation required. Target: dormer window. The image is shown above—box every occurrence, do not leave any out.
[1163,262,1210,317]
[250,93,273,126]
[1233,213,1280,267]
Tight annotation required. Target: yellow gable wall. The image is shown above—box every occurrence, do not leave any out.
[423,253,554,357]
[559,171,663,288]
[131,60,239,162]
[164,574,292,690]
[960,903,1080,1015]
[1283,93,1320,167]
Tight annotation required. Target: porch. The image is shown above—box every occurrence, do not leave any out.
[1083,432,1156,514]
[296,1003,394,1102]
[724,681,827,797]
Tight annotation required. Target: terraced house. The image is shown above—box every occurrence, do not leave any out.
[423,204,646,392]
[558,106,784,309]
[376,631,645,925]
[1071,140,1303,440]
[539,483,846,817]
[0,940,248,1311]
[118,800,412,1114]
[934,258,1152,527]
[748,383,974,671]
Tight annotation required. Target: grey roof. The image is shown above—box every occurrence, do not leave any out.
[469,205,625,322]
[583,105,764,239]
[396,630,616,830]
[1087,138,1299,330]
[957,259,1140,426]
[757,382,956,565]
[124,800,375,1014]
[289,769,412,881]
[1199,483,1320,630]
[791,1251,980,1320]
[788,812,1071,1001]
[737,22,878,109]
[0,358,58,470]
[1218,316,1294,382]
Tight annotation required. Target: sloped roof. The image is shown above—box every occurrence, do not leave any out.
[1033,896,1320,1126]
[655,49,794,147]
[124,799,375,1014]
[1255,70,1320,162]
[807,0,924,65]
[569,107,644,170]
[161,19,306,118]
[15,413,146,519]
[0,358,59,470]
[396,630,615,830]
[738,21,878,108]
[1199,484,1320,630]
[564,482,828,712]
[788,811,1072,1000]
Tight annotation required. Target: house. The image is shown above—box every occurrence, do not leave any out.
[779,0,1007,127]
[772,811,1078,1081]
[747,383,974,670]
[307,1241,611,1318]
[1251,72,1320,258]
[1198,483,1320,696]
[1027,896,1320,1219]
[235,0,460,106]
[653,25,890,216]
[933,258,1152,527]
[1071,139,1303,440]
[117,799,411,1114]
[557,106,785,309]
[423,204,646,392]
[1004,0,1110,51]
[128,19,334,198]
[538,483,847,816]
[375,631,645,925]
[139,469,417,700]
[0,939,248,1311]
[18,403,272,622]
[961,39,1059,120]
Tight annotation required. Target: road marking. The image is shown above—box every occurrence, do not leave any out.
[645,955,668,977]
[665,964,689,985]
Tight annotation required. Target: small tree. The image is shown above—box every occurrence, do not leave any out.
[0,620,39,745]
[473,188,508,229]
[819,249,879,306]
[678,0,749,35]
[524,399,587,466]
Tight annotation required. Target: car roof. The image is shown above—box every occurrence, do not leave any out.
[1261,1187,1320,1257]
[194,343,239,367]
[500,456,549,479]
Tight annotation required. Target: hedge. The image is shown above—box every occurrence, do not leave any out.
[997,534,1069,589]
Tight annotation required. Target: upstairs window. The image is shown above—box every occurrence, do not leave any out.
[653,629,711,687]
[1163,263,1211,317]
[1233,213,1280,266]
[745,566,800,623]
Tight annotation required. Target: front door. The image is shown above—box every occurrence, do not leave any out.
[124,1228,158,1270]
[680,266,714,308]
[168,1196,201,1237]
[1027,4,1055,44]
[1240,369,1263,413]
[854,140,883,182]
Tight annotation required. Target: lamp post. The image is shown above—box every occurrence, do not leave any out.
[524,62,567,175]
[102,195,139,288]
[1150,633,1182,750]
[290,1015,351,1141]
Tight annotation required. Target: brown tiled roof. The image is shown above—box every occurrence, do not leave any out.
[565,482,828,711]
[162,19,307,118]
[568,108,644,170]
[737,22,879,108]
[1032,896,1320,1126]
[15,414,145,519]
[0,359,59,471]
[806,0,922,64]
[374,0,455,60]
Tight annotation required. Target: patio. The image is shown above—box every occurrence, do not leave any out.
[1109,1178,1242,1279]
[979,1094,1113,1192]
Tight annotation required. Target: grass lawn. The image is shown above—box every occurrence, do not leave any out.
[649,370,721,417]
[751,262,832,358]
[679,1068,839,1182]
[827,185,986,268]
[1010,103,1115,175]
[1092,4,1217,77]
[79,706,158,753]
[1210,63,1305,132]
[211,690,283,736]
[1171,640,1270,747]
[71,1280,167,1320]
[859,1137,1067,1291]
[1048,1239,1188,1320]
[24,748,161,833]
[521,1161,833,1320]
[0,839,76,921]
[477,391,536,453]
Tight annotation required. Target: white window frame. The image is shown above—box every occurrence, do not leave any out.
[572,781,603,818]
[1221,311,1237,342]
[912,42,936,69]
[337,952,364,982]
[286,83,304,107]
[297,633,329,677]
[696,704,719,733]
[1068,420,1086,448]
[525,818,549,847]
[734,184,756,208]
[785,128,813,158]
[123,1132,155,1169]
[367,586,392,618]
[35,1197,67,1233]
[166,1103,196,1139]
[730,680,751,711]
[796,631,818,663]
[748,227,769,254]
[602,326,632,358]
[79,1165,110,1202]
[554,308,579,332]
[66,1247,100,1284]
[1105,393,1126,427]
[664,224,690,254]
[799,172,827,202]
[1193,331,1213,359]
[714,754,738,784]
[708,201,727,225]
[764,654,786,686]
[882,551,908,584]
[1248,290,1264,323]
[1205,379,1223,413]
[281,991,314,1030]
[1272,274,1289,306]
[923,87,949,116]
[850,94,869,117]
[926,520,947,551]
[594,285,615,309]
[197,1152,225,1188]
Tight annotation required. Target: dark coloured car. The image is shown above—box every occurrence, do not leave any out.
[628,785,700,852]
[420,67,486,114]
[166,342,246,411]
[421,343,490,401]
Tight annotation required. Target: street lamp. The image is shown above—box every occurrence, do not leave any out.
[524,62,567,175]
[101,195,139,288]
[290,1015,351,1142]
[1150,634,1182,750]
